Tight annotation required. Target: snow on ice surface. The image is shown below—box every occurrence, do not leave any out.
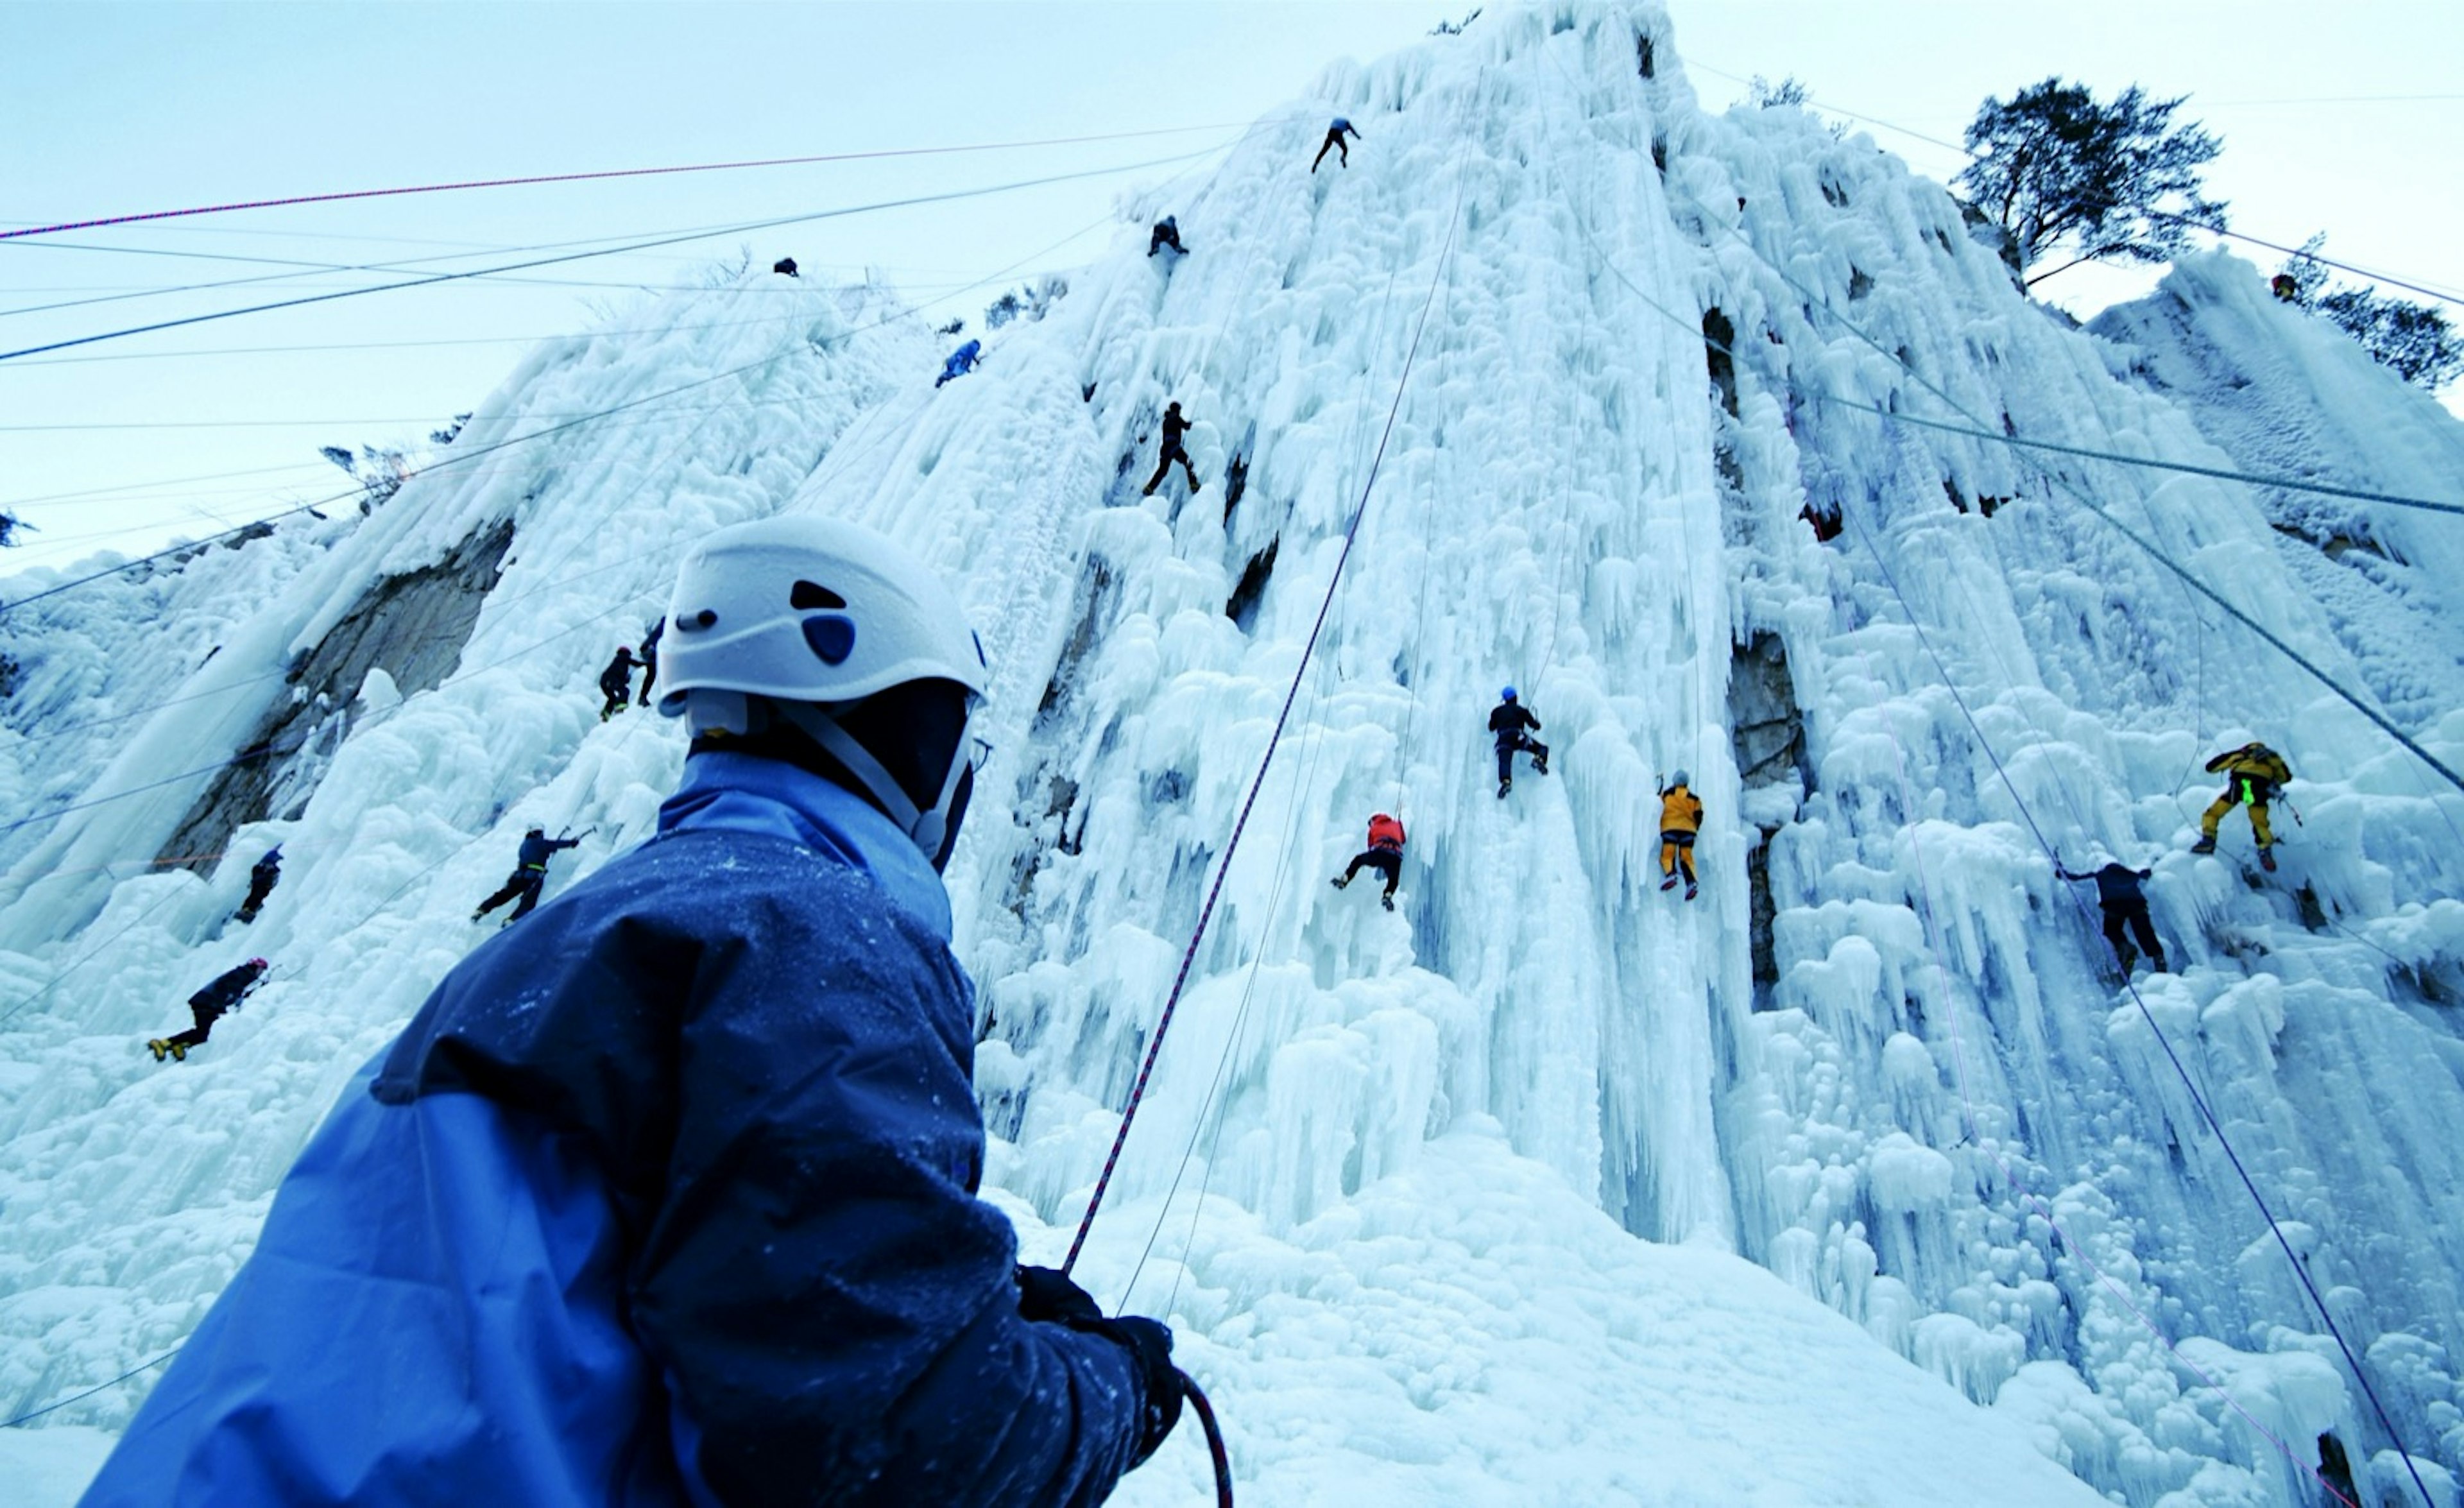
[7,3,2464,1504]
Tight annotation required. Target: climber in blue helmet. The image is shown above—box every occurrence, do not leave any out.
[1489,685,1548,798]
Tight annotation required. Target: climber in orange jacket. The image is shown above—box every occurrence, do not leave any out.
[1331,812,1407,911]
[1658,772,1704,901]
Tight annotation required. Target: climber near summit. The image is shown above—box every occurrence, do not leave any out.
[470,827,582,924]
[2191,739,2293,872]
[1657,772,1704,900]
[1140,400,1201,495]
[2055,855,2169,976]
[636,618,665,707]
[937,337,982,388]
[1489,686,1548,797]
[1331,811,1407,911]
[146,957,267,1063]
[81,516,1185,1508]
[598,644,638,719]
[2270,272,2299,302]
[1147,215,1186,257]
[1311,116,1361,172]
[773,256,800,277]
[234,845,282,923]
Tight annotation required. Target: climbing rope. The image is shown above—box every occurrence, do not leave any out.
[1,144,1229,364]
[1062,135,1471,1277]
[0,121,1285,244]
[1532,46,2427,1496]
[1849,511,2424,1508]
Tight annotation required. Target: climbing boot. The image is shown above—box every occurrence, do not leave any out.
[147,1039,170,1063]
[1497,776,1512,798]
[2189,837,2217,855]
[1380,893,1394,912]
[1684,880,1698,901]
[1660,873,1679,892]
[2258,847,2277,872]
[1331,875,1349,890]
[167,1041,189,1062]
[2150,951,2171,974]
[1534,753,1550,775]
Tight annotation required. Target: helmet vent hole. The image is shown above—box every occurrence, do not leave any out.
[802,615,857,665]
[791,580,847,610]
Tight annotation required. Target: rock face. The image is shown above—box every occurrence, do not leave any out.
[153,521,514,871]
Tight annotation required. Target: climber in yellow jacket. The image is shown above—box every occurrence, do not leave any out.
[2191,740,2292,872]
[1658,771,1704,901]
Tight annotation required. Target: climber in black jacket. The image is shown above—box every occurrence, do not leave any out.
[1489,687,1548,797]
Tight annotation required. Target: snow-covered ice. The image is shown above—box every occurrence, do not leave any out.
[5,4,2463,1504]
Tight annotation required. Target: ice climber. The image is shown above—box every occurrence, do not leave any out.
[2055,857,2169,975]
[1148,216,1186,257]
[937,337,982,388]
[81,516,1186,1507]
[2271,271,2298,302]
[2191,740,2293,871]
[146,957,266,1063]
[1311,116,1361,172]
[1490,686,1548,797]
[1140,400,1200,495]
[599,644,638,719]
[1331,811,1407,911]
[1799,500,1843,544]
[469,826,581,924]
[234,846,282,923]
[637,618,665,707]
[773,256,800,277]
[1657,772,1704,900]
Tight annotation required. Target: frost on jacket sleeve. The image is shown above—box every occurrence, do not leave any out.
[628,850,1149,1508]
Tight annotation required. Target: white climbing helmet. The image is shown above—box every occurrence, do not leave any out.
[657,516,987,712]
[656,516,990,860]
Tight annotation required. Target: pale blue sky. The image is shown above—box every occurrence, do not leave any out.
[3,2,2456,574]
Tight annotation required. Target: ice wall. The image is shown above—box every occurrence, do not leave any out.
[4,4,2463,1505]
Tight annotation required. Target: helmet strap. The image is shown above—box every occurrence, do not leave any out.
[775,701,975,864]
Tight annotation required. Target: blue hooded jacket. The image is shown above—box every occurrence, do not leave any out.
[81,752,1149,1508]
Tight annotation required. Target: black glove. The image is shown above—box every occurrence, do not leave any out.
[1014,1265,1102,1325]
[1099,1315,1185,1465]
[1013,1269,1184,1463]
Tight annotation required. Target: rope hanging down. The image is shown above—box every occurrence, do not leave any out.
[1063,178,1469,1276]
[1849,514,2424,1508]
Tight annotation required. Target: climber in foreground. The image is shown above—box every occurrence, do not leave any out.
[1312,116,1361,171]
[597,644,638,719]
[2055,855,2169,976]
[233,845,282,923]
[1148,215,1186,257]
[1658,772,1704,900]
[146,957,267,1063]
[82,517,1183,1508]
[470,826,581,924]
[937,336,982,388]
[1141,400,1200,495]
[1490,686,1548,797]
[1331,810,1407,911]
[2191,739,2292,871]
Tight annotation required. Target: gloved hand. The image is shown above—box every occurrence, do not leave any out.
[1014,1265,1103,1325]
[1013,1269,1185,1462]
[1100,1315,1185,1465]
